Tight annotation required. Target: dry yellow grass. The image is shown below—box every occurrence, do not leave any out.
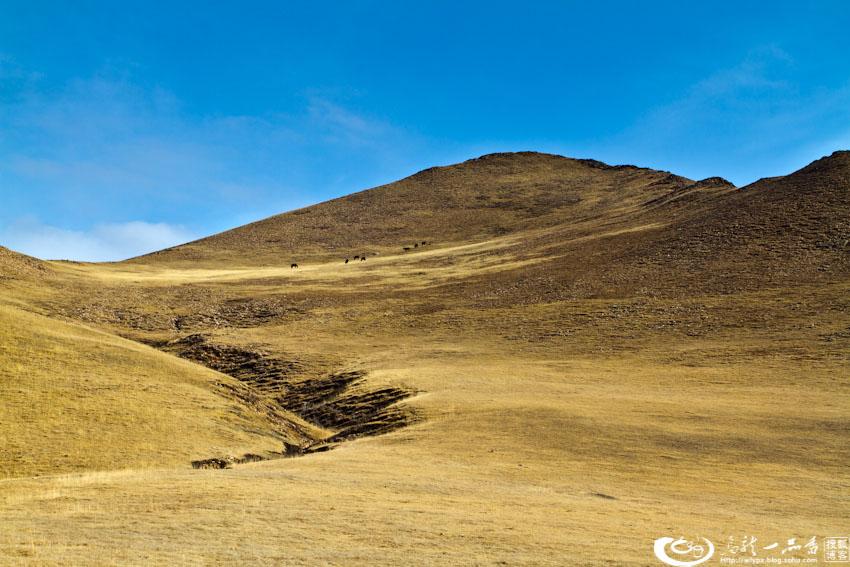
[1,152,848,565]
[1,342,845,565]
[0,302,322,479]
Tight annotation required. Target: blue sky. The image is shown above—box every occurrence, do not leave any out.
[1,1,849,261]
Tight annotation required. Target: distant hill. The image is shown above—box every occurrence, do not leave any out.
[0,245,52,280]
[115,150,850,292]
[129,152,698,265]
[632,150,850,290]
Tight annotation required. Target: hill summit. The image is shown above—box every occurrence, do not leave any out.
[132,152,696,265]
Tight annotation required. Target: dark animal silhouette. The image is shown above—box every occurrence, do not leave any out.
[414,243,418,248]
[354,255,359,260]
[345,258,349,264]
[421,241,427,245]
[403,247,411,252]
[360,256,366,261]
[291,263,298,269]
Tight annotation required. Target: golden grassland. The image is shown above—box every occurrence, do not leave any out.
[0,302,324,479]
[0,347,846,566]
[2,253,848,565]
[1,152,849,565]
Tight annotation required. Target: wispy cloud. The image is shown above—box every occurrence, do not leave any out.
[306,98,396,147]
[1,216,198,262]
[0,66,424,224]
[600,46,850,183]
[694,45,794,96]
[623,47,798,145]
[0,65,432,261]
[2,74,255,208]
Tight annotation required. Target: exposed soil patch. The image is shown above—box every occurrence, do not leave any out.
[191,458,231,470]
[164,334,306,394]
[163,334,419,452]
[191,451,299,469]
[275,371,418,443]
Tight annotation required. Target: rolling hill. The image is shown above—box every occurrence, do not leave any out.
[1,151,848,566]
[129,150,849,297]
[131,152,701,265]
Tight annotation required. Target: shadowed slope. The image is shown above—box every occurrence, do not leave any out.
[629,150,850,289]
[695,150,850,249]
[428,151,850,302]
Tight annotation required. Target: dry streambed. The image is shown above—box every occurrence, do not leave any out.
[158,334,420,467]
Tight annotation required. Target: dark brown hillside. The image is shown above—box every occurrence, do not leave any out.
[452,151,850,301]
[118,150,850,302]
[129,152,692,265]
[636,150,850,287]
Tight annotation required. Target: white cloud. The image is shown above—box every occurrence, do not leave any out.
[0,71,434,264]
[1,216,197,262]
[1,69,430,231]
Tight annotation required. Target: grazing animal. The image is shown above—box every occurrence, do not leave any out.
[354,255,359,260]
[345,258,349,264]
[414,243,419,248]
[421,241,427,245]
[291,263,298,269]
[360,256,366,261]
[403,247,411,252]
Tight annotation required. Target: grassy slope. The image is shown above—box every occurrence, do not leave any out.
[0,249,322,479]
[1,153,848,565]
[1,306,846,566]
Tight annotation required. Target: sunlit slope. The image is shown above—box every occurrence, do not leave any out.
[1,334,847,566]
[0,246,56,307]
[0,246,51,279]
[0,304,318,479]
[131,152,696,265]
[0,153,848,565]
